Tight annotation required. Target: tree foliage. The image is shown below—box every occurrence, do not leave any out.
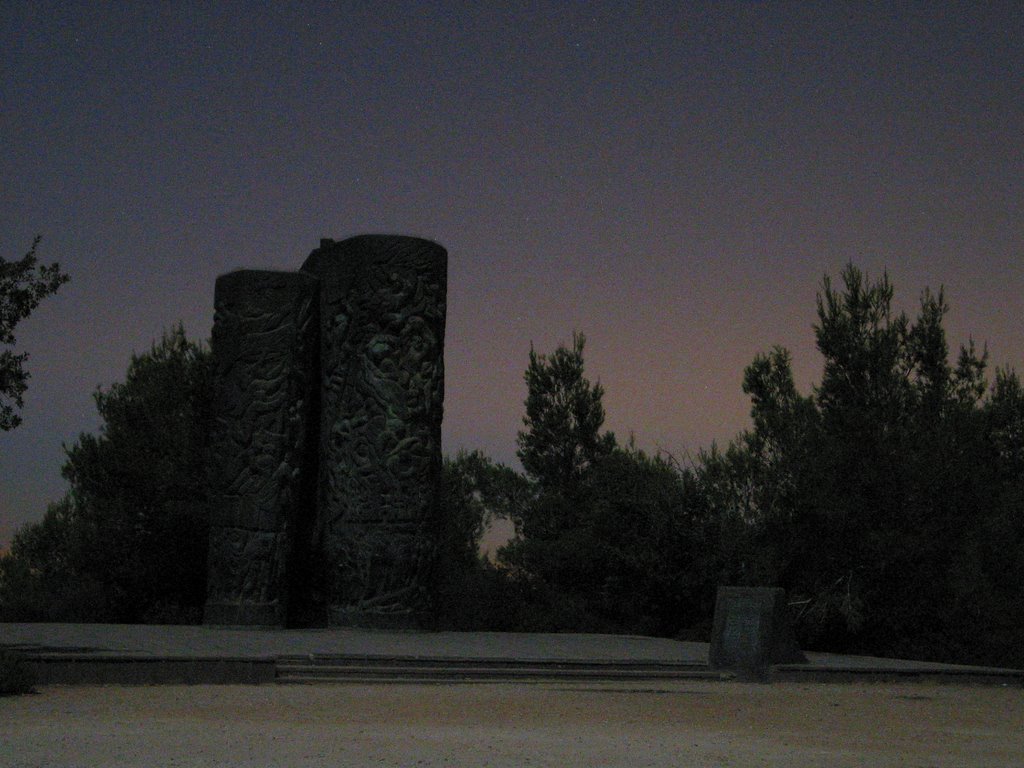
[496,334,701,633]
[0,496,113,621]
[430,450,532,630]
[0,326,212,623]
[516,333,616,495]
[0,236,70,430]
[435,450,529,572]
[692,264,1024,666]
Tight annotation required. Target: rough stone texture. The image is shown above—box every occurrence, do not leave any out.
[204,270,319,627]
[709,586,807,678]
[301,235,446,626]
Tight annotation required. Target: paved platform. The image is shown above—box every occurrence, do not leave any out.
[1,622,703,661]
[2,623,1022,686]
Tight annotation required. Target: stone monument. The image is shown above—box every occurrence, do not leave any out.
[302,235,447,626]
[204,236,447,628]
[709,586,807,679]
[204,270,320,627]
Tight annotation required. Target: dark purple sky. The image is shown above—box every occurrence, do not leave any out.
[2,3,1022,549]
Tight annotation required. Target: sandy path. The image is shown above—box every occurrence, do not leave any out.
[2,681,1022,767]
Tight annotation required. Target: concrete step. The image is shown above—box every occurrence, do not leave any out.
[274,655,731,684]
[277,666,730,680]
[277,654,709,669]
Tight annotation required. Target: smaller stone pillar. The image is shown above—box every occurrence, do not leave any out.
[204,270,320,627]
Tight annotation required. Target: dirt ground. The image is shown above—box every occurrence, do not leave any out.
[2,680,1022,767]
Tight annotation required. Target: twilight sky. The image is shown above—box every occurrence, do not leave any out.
[1,2,1022,549]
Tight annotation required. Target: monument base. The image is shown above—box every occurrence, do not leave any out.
[327,606,428,630]
[203,601,286,629]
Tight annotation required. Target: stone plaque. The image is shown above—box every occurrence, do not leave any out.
[721,596,761,663]
[709,587,806,677]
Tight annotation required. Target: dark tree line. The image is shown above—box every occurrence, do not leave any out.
[432,267,1024,666]
[692,267,1024,665]
[0,327,211,623]
[2,264,1023,667]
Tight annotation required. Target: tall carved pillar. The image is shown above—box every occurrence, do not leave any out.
[301,235,447,626]
[204,270,320,627]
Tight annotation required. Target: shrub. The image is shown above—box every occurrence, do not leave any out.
[0,650,36,695]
